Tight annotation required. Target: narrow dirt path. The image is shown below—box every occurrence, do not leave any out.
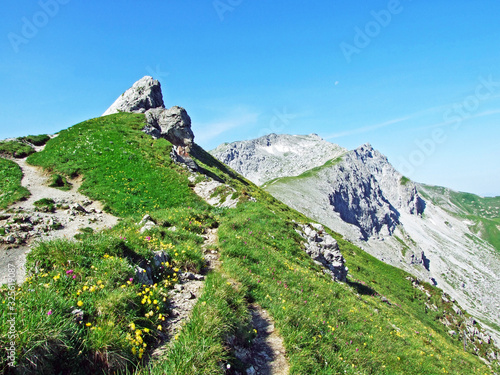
[0,153,118,283]
[231,304,290,375]
[191,176,290,375]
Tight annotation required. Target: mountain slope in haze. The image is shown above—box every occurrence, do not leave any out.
[211,134,500,345]
[1,77,499,374]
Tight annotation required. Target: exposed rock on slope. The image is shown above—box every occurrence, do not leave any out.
[144,106,194,147]
[102,76,194,147]
[102,76,164,116]
[192,178,239,209]
[210,133,346,185]
[321,143,425,240]
[102,76,196,168]
[296,223,348,282]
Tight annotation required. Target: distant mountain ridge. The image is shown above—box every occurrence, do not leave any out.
[211,134,500,343]
[211,133,346,185]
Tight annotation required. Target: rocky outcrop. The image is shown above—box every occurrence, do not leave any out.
[210,133,346,185]
[143,106,194,147]
[102,76,197,168]
[192,178,239,209]
[296,223,348,282]
[351,144,425,216]
[102,76,164,116]
[324,144,424,239]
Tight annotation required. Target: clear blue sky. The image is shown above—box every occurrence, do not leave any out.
[1,0,500,196]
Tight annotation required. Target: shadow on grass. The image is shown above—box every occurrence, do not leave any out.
[347,279,377,296]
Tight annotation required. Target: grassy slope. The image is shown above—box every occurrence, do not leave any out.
[419,184,500,252]
[216,203,495,374]
[28,113,205,218]
[0,158,30,209]
[1,114,247,374]
[0,113,497,374]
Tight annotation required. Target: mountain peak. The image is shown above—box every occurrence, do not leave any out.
[210,133,346,185]
[102,76,165,116]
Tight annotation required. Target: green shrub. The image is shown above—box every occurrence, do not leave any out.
[33,198,56,212]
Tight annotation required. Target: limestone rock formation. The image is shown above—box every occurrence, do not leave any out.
[102,76,164,116]
[143,106,194,147]
[102,76,197,168]
[322,143,425,240]
[296,223,348,282]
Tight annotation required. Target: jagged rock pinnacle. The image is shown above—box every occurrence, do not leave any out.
[101,76,194,147]
[102,76,164,116]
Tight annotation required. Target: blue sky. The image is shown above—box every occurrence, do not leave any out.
[1,0,500,196]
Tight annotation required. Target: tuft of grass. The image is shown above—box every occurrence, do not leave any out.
[33,198,56,212]
[394,235,410,257]
[48,174,72,191]
[401,176,410,186]
[0,158,30,209]
[0,141,35,159]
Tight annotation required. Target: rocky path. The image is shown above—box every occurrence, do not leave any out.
[151,227,218,359]
[233,304,289,375]
[191,177,290,375]
[0,154,118,283]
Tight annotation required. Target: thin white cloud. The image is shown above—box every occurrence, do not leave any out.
[194,109,259,144]
[322,102,480,140]
[324,116,410,139]
[421,109,500,130]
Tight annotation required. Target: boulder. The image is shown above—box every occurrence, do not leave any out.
[102,76,198,170]
[135,265,153,286]
[102,76,164,116]
[140,221,156,234]
[71,309,84,323]
[144,106,194,147]
[4,235,16,244]
[152,251,170,268]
